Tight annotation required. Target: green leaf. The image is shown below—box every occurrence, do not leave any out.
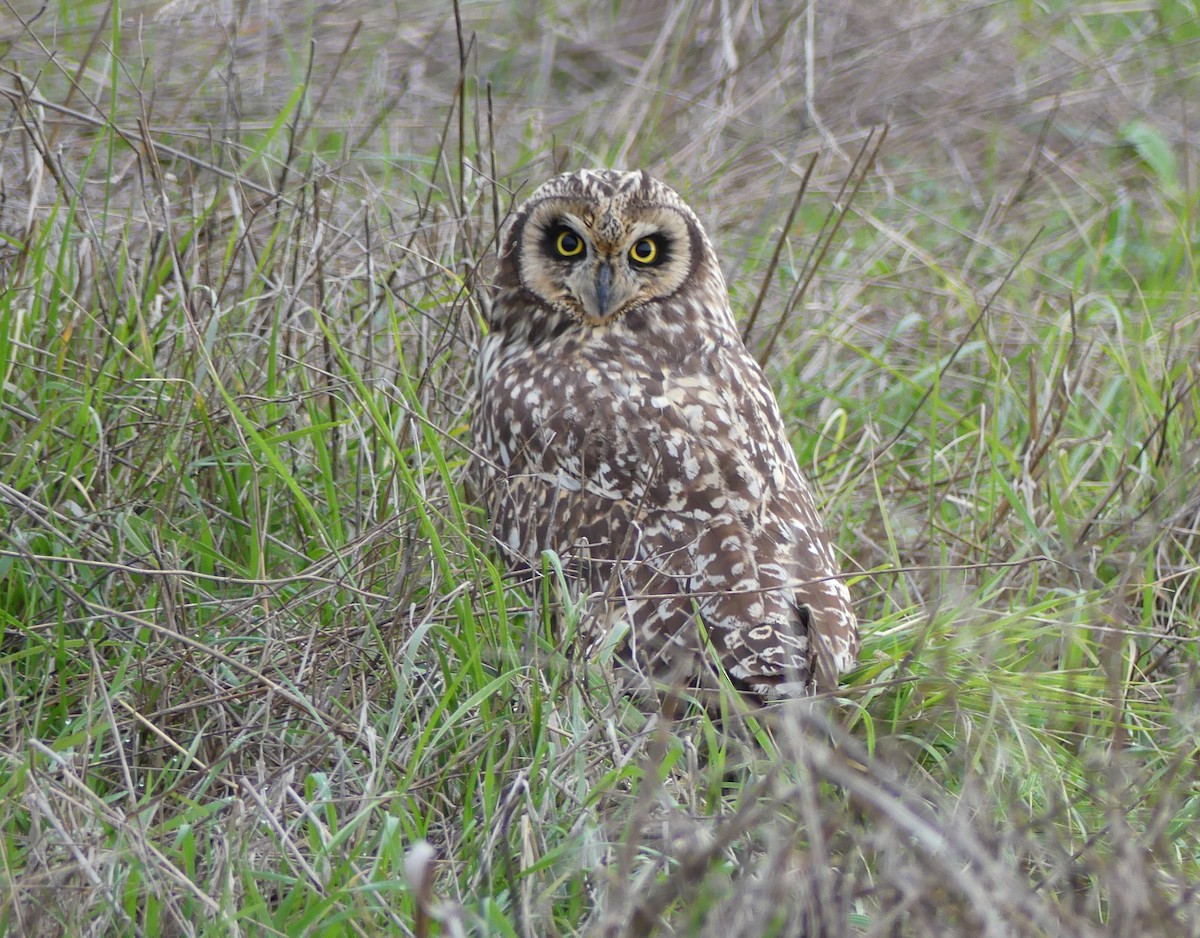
[1122,119,1181,198]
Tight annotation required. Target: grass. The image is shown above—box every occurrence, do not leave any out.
[1,0,1199,935]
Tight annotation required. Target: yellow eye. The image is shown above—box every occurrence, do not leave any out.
[630,238,658,264]
[556,230,584,257]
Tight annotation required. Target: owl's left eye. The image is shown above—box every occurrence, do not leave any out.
[629,237,660,265]
[555,229,585,258]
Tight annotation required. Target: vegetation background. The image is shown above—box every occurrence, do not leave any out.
[1,1,1198,935]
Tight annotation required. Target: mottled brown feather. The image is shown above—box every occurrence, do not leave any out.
[473,169,858,698]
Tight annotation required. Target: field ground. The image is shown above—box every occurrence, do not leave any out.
[1,1,1199,935]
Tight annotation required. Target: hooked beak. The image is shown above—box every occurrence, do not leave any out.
[595,262,614,318]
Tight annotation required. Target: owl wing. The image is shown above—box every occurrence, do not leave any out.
[474,332,857,697]
[632,337,858,696]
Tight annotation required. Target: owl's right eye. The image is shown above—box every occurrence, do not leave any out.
[554,229,585,258]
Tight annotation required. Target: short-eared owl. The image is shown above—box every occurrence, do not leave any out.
[473,169,858,699]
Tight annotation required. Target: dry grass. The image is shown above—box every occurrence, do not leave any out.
[1,1,1198,935]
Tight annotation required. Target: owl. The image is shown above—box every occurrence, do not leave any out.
[472,169,858,700]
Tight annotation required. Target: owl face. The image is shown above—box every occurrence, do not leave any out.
[499,170,709,326]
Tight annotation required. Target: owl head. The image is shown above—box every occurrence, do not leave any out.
[494,169,729,332]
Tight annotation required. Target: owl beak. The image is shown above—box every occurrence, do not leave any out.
[595,262,614,317]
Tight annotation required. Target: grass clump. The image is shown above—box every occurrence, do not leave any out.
[1,1,1198,935]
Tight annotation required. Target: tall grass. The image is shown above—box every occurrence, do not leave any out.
[1,1,1198,935]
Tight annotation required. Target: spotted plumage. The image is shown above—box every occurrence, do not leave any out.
[472,169,858,699]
